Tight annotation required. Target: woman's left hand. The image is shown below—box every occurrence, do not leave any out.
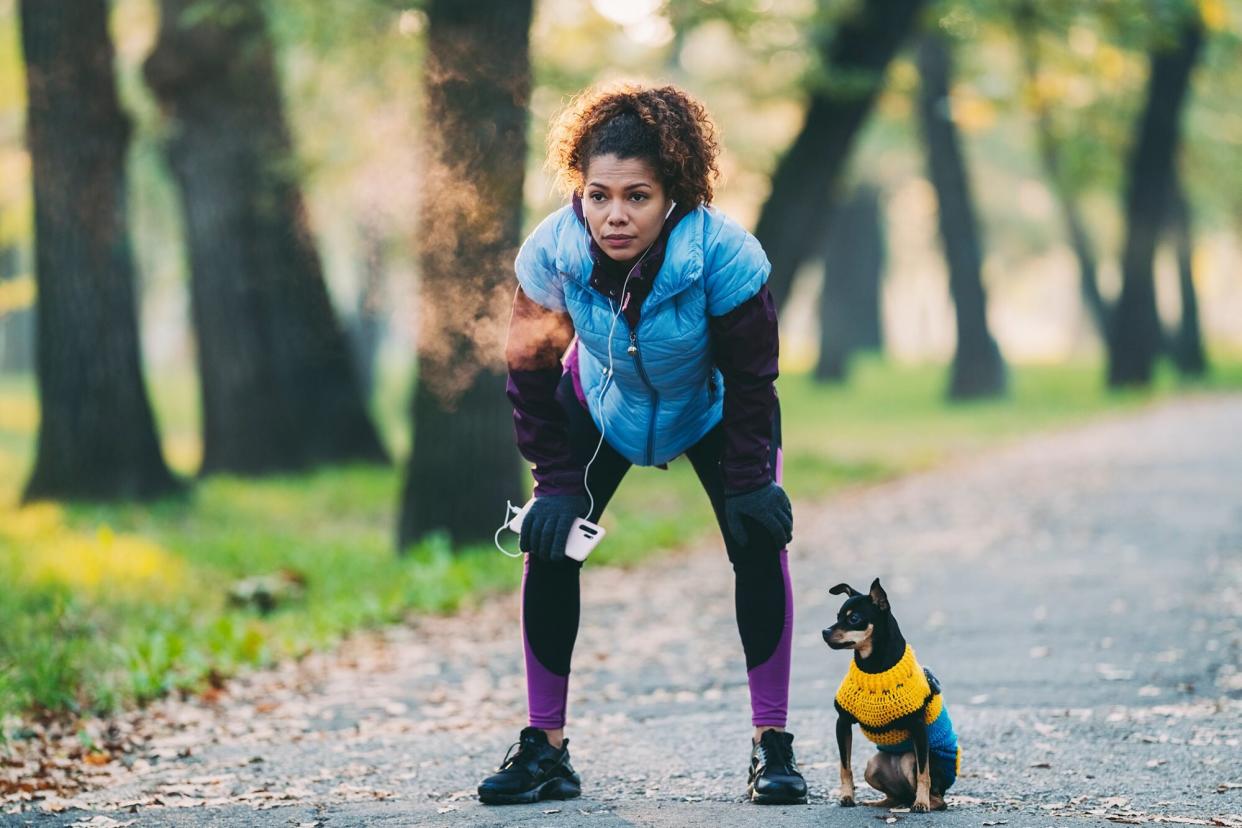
[724,481,793,548]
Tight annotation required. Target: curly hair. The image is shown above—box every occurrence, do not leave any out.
[546,82,720,208]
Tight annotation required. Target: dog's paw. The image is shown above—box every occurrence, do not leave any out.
[912,798,931,813]
[838,794,856,807]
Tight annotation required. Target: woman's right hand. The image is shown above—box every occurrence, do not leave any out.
[521,494,590,562]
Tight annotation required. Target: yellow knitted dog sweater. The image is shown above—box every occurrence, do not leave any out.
[835,644,942,746]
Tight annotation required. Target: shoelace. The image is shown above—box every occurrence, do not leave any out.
[494,739,539,774]
[755,733,796,775]
[498,736,568,778]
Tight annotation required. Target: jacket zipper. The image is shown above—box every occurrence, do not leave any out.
[627,327,659,466]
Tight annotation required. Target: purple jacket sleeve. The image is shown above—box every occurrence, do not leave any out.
[708,284,780,493]
[506,364,585,497]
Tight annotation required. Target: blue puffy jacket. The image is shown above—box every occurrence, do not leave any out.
[514,202,770,467]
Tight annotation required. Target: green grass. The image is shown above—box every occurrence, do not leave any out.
[1,355,1240,722]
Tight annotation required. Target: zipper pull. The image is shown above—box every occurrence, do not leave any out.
[627,330,638,355]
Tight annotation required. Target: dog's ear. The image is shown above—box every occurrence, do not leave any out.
[869,578,890,611]
[829,583,860,597]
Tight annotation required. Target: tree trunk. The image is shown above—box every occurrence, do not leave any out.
[753,0,926,309]
[815,183,886,382]
[915,33,1006,400]
[1166,174,1207,377]
[397,0,531,552]
[1014,2,1109,338]
[1109,16,1203,387]
[19,0,179,502]
[144,0,387,475]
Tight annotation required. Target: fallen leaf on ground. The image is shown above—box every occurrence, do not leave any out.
[68,818,137,828]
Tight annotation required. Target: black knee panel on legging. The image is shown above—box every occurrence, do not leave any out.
[732,550,787,671]
[523,556,582,676]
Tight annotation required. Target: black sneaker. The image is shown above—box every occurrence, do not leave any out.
[477,726,582,805]
[747,729,808,805]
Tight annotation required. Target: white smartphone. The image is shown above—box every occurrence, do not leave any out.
[506,499,607,562]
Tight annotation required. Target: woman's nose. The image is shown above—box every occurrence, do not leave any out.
[606,201,628,225]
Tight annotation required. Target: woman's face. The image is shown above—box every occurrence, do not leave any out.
[582,153,671,265]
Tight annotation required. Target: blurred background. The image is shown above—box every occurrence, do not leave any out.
[0,0,1239,723]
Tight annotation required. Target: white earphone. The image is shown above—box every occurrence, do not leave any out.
[580,197,675,519]
[494,197,678,557]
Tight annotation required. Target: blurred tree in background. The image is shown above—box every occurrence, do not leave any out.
[18,0,178,501]
[753,0,927,310]
[1110,4,1204,386]
[1014,0,1110,338]
[916,26,1006,399]
[1011,0,1217,384]
[1165,174,1207,375]
[816,183,886,382]
[144,0,387,475]
[398,0,532,550]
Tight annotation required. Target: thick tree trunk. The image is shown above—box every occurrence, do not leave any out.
[1109,16,1203,387]
[19,0,179,501]
[144,0,387,475]
[1166,176,1207,377]
[815,183,885,382]
[1014,2,1109,338]
[397,0,531,551]
[753,0,926,308]
[916,33,1006,400]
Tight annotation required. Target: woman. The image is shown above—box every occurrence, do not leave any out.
[479,83,804,807]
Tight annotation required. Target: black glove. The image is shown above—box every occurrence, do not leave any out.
[724,481,792,548]
[520,494,589,563]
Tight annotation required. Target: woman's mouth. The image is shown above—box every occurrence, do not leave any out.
[603,235,635,248]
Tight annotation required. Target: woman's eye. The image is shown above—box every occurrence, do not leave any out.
[589,192,604,202]
[630,193,648,202]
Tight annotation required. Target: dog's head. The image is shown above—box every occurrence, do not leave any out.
[822,578,891,655]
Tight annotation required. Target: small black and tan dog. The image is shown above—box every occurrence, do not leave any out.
[823,578,960,812]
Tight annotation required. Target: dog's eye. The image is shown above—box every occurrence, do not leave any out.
[847,612,862,625]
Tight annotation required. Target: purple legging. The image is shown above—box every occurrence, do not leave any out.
[520,372,793,729]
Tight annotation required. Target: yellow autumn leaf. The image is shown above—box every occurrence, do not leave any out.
[1199,0,1228,32]
[952,93,996,132]
[1032,72,1069,109]
[1096,44,1127,82]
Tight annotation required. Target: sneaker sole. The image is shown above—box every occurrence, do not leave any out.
[750,789,808,805]
[478,777,581,806]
